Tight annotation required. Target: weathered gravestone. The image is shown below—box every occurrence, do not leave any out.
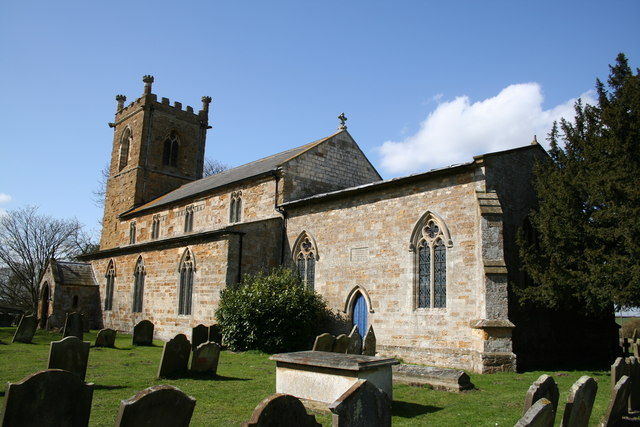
[157,334,191,378]
[362,326,376,356]
[95,328,117,348]
[133,320,154,346]
[602,375,631,427]
[114,384,196,427]
[523,374,560,419]
[329,379,391,427]
[332,334,349,353]
[515,398,555,427]
[241,393,321,427]
[208,324,222,345]
[312,333,335,352]
[0,369,93,427]
[633,329,639,344]
[12,314,38,344]
[191,341,221,374]
[611,356,640,413]
[347,325,362,355]
[560,375,597,427]
[62,312,84,340]
[634,342,640,359]
[393,364,474,392]
[48,336,91,381]
[191,324,208,350]
[622,338,631,357]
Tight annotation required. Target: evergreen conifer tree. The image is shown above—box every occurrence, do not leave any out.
[519,53,640,315]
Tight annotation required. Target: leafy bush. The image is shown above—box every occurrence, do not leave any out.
[215,267,328,353]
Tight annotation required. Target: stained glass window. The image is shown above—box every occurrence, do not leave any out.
[294,233,317,290]
[415,217,448,309]
[178,251,194,315]
[132,257,145,313]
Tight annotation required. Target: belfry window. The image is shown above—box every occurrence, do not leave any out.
[151,215,160,240]
[119,127,131,171]
[229,191,242,223]
[293,232,318,291]
[129,222,136,244]
[410,213,452,309]
[132,257,145,313]
[184,206,194,233]
[178,250,194,315]
[163,132,179,167]
[104,260,115,311]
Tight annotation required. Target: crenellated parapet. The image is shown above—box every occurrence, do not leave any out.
[111,75,211,127]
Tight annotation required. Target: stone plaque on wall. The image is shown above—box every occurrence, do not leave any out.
[350,247,369,262]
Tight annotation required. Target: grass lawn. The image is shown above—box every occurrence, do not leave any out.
[0,327,615,426]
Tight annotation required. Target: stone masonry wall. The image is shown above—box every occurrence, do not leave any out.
[284,166,502,372]
[282,131,381,202]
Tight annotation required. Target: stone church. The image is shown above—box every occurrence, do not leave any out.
[71,75,611,374]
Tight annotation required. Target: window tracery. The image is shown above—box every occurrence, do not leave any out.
[162,132,179,167]
[132,257,145,313]
[104,260,115,311]
[293,232,318,290]
[118,127,131,171]
[229,191,242,223]
[178,250,194,315]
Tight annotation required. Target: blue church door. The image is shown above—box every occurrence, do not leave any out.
[352,293,368,338]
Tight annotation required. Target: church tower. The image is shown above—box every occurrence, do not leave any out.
[100,75,211,249]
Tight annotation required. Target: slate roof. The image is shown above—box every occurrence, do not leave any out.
[124,130,344,216]
[54,261,97,287]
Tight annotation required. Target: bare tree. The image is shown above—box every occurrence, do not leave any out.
[0,206,94,312]
[92,163,110,208]
[203,158,229,177]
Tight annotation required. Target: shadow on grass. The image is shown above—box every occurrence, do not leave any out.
[159,371,250,382]
[392,400,443,418]
[93,384,128,391]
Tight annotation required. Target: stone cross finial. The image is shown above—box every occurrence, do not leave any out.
[143,75,155,95]
[338,112,348,130]
[201,96,212,112]
[115,94,127,112]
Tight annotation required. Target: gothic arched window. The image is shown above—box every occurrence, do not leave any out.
[178,250,195,315]
[104,260,115,311]
[293,232,318,291]
[119,127,131,171]
[229,191,242,223]
[410,212,452,309]
[183,206,194,233]
[151,215,160,240]
[163,132,179,167]
[132,257,145,313]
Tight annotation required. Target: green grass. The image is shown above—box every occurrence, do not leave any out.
[0,327,615,426]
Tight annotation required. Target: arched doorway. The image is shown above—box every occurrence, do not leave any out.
[352,292,368,338]
[39,283,50,329]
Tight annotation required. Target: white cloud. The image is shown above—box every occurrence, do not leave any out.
[377,83,596,175]
[0,193,11,204]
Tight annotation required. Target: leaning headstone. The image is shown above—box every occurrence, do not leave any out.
[0,369,93,427]
[329,379,391,427]
[560,375,597,427]
[523,374,560,418]
[191,341,221,374]
[12,314,38,344]
[628,357,640,412]
[242,393,320,427]
[95,328,117,348]
[622,338,631,357]
[312,333,335,352]
[633,328,639,344]
[515,398,555,427]
[602,375,631,427]
[362,325,376,356]
[48,336,91,381]
[208,324,222,345]
[157,334,191,378]
[611,357,627,392]
[634,341,640,359]
[62,312,84,340]
[132,320,154,346]
[332,334,349,353]
[191,324,209,350]
[347,325,362,355]
[114,384,196,427]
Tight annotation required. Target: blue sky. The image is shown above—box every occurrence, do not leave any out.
[1,1,638,239]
